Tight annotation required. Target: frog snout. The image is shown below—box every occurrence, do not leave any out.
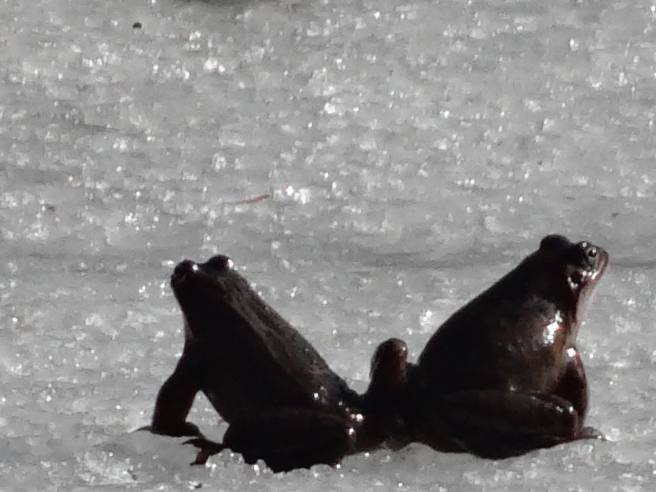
[172,260,198,284]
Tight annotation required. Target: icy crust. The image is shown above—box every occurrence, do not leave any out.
[1,0,656,489]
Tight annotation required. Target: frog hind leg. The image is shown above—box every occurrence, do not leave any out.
[415,390,590,458]
[187,408,356,472]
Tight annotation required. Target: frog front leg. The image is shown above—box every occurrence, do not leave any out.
[416,390,593,458]
[147,355,203,438]
[186,408,357,472]
[554,346,604,440]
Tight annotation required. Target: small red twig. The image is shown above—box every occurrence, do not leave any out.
[228,193,271,205]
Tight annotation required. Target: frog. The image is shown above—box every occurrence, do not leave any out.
[394,234,609,458]
[146,254,404,472]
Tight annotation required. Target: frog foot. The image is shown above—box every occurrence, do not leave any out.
[138,421,204,438]
[577,426,606,441]
[184,437,226,465]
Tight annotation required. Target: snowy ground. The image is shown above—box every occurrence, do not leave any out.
[1,0,656,490]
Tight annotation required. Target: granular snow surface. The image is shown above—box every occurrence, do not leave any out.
[1,0,656,490]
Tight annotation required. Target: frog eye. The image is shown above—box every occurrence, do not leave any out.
[206,255,234,271]
[572,241,599,269]
[581,242,598,260]
[171,259,198,283]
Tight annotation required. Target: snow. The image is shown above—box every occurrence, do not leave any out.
[1,0,655,489]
